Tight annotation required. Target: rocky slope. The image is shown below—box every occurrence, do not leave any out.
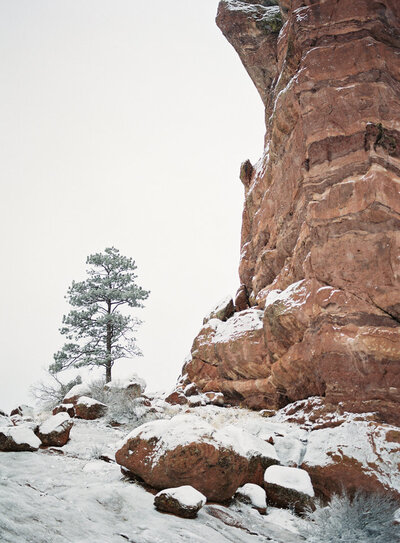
[179,0,400,426]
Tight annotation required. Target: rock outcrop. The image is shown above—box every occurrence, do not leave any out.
[115,414,279,502]
[179,0,400,425]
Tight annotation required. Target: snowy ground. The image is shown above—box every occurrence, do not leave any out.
[0,418,303,543]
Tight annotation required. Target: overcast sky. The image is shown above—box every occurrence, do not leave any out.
[0,0,265,412]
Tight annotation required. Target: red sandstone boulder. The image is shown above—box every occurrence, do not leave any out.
[0,426,41,452]
[35,412,73,447]
[165,390,188,406]
[154,486,206,519]
[53,404,75,418]
[115,414,279,502]
[264,465,315,514]
[74,396,107,420]
[301,419,400,502]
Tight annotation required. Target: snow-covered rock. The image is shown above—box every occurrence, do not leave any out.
[105,374,146,397]
[63,383,92,404]
[0,426,41,452]
[115,414,279,502]
[35,412,73,447]
[302,420,400,500]
[154,486,207,518]
[264,466,314,514]
[235,483,267,513]
[75,396,107,420]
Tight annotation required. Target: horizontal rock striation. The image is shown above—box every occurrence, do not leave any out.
[181,0,400,424]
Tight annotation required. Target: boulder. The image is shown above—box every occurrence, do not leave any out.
[235,483,267,514]
[53,403,75,418]
[74,397,107,420]
[35,412,73,447]
[115,414,279,502]
[301,420,400,502]
[164,390,188,406]
[154,486,206,519]
[0,426,41,452]
[63,383,92,405]
[264,466,315,514]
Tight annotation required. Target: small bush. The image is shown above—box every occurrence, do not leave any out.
[299,490,400,543]
[87,379,162,427]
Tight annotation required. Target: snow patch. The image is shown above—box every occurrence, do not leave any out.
[64,383,91,400]
[1,426,41,449]
[212,309,264,343]
[76,396,106,408]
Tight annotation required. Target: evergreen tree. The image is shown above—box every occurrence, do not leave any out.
[50,247,149,382]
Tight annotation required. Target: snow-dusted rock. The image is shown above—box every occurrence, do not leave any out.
[203,296,235,325]
[35,412,73,447]
[154,486,206,518]
[115,414,279,502]
[0,426,41,452]
[264,466,314,514]
[63,383,92,405]
[235,483,267,514]
[104,374,146,397]
[301,420,400,500]
[53,403,76,418]
[74,396,107,420]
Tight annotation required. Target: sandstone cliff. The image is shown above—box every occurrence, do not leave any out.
[179,0,400,426]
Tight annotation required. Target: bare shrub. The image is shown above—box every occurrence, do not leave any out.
[299,490,400,543]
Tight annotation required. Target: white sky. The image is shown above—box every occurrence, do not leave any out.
[0,0,264,412]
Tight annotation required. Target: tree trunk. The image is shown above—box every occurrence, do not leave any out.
[106,300,112,383]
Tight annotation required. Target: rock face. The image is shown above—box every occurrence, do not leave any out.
[180,0,400,425]
[115,414,279,502]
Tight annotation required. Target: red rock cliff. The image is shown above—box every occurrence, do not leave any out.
[180,0,400,425]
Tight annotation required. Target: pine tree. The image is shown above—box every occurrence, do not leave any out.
[50,247,149,382]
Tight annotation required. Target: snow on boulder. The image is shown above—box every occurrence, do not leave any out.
[53,403,75,418]
[154,486,207,519]
[264,465,314,514]
[104,374,146,397]
[63,383,92,405]
[0,426,41,452]
[235,483,267,514]
[115,414,279,502]
[301,420,400,500]
[35,412,73,447]
[74,396,107,420]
